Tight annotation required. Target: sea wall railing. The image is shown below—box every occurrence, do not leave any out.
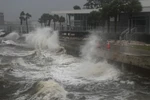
[0,24,147,35]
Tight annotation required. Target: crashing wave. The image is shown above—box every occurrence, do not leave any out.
[4,31,20,41]
[1,40,18,45]
[0,50,36,57]
[28,81,67,100]
[25,27,61,51]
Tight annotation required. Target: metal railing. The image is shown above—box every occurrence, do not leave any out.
[119,27,137,40]
[56,25,104,32]
[0,23,148,35]
[0,25,35,33]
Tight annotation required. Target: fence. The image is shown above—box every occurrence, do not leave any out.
[0,24,35,33]
[0,23,148,36]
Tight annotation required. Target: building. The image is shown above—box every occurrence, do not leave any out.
[0,12,5,30]
[0,12,4,25]
[51,6,150,34]
[51,9,98,31]
[111,6,150,34]
[51,6,150,42]
[111,6,150,41]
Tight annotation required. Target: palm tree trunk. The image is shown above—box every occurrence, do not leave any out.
[44,21,46,27]
[48,20,51,26]
[59,22,61,30]
[54,22,56,30]
[20,26,23,35]
[128,14,132,42]
[26,19,29,33]
[114,15,117,40]
[20,19,23,34]
[40,23,42,27]
[114,16,117,34]
[107,16,110,33]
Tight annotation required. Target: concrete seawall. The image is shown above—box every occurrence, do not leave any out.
[61,40,150,70]
[97,49,150,69]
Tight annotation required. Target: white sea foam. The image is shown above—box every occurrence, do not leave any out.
[28,81,67,100]
[25,27,60,51]
[81,34,102,61]
[1,40,18,45]
[4,31,20,41]
[6,28,121,100]
[12,29,120,85]
[0,47,36,57]
[15,81,67,100]
[51,60,120,85]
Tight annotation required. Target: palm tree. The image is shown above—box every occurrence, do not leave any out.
[84,0,95,9]
[59,16,65,29]
[87,11,101,28]
[41,13,50,26]
[53,14,59,30]
[48,14,53,26]
[84,2,90,9]
[38,13,53,27]
[123,0,142,42]
[25,13,32,33]
[73,5,81,10]
[40,14,46,27]
[101,3,111,33]
[38,18,43,27]
[109,0,124,38]
[19,11,25,34]
[83,0,111,9]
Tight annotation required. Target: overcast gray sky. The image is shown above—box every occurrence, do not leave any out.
[0,0,86,21]
[0,0,149,22]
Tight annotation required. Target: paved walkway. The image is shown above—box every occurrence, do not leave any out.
[110,45,150,57]
[60,38,150,56]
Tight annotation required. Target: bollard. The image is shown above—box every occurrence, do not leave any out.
[107,41,110,50]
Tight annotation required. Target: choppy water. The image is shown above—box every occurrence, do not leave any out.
[0,27,150,100]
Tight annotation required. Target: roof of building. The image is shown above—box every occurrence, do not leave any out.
[142,6,150,12]
[141,1,150,7]
[51,6,150,15]
[51,9,99,14]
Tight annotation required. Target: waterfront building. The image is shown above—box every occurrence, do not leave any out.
[0,12,4,25]
[51,6,150,42]
[51,7,150,34]
[51,9,98,31]
[0,12,5,30]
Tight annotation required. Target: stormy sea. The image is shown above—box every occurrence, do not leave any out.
[0,27,150,100]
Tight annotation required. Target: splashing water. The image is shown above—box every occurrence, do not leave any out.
[4,31,20,41]
[81,34,102,62]
[25,27,60,51]
[0,27,130,100]
[0,27,149,100]
[27,81,67,100]
[76,61,119,81]
[78,33,120,82]
[49,32,120,85]
[23,28,120,83]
